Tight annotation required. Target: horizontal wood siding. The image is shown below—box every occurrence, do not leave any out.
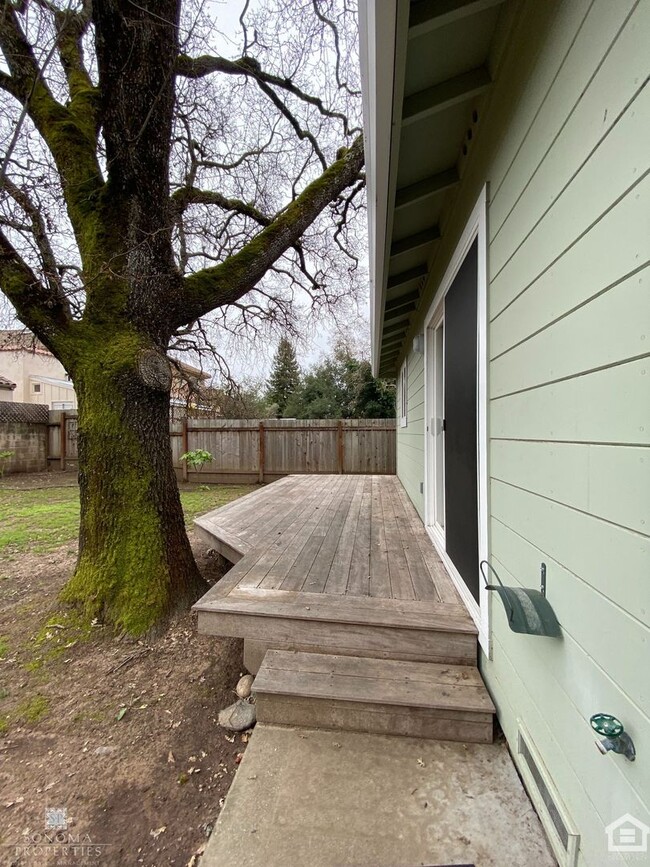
[393,1,650,862]
[396,349,425,518]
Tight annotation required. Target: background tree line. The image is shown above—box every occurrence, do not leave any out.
[264,337,395,420]
[197,337,394,419]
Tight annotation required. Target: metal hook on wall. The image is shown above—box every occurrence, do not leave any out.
[480,560,562,638]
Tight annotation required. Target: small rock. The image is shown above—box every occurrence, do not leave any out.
[236,674,254,699]
[218,700,256,732]
[93,746,118,756]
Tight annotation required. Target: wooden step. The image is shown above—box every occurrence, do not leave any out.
[253,650,496,744]
[196,586,478,666]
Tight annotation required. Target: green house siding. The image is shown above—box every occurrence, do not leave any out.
[395,0,649,863]
[396,349,425,518]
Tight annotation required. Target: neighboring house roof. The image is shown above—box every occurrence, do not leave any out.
[0,329,52,355]
[359,0,509,375]
[0,375,16,390]
[172,360,211,382]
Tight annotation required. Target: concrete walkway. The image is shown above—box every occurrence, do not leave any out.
[202,725,556,867]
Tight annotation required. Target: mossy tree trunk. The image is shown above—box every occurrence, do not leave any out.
[0,0,365,635]
[60,331,204,634]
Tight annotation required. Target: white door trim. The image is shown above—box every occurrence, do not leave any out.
[423,185,490,656]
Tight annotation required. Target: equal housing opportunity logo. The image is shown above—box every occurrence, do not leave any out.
[606,813,650,855]
[6,807,109,863]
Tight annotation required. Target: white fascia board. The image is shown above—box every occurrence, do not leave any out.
[359,0,400,377]
[30,375,74,389]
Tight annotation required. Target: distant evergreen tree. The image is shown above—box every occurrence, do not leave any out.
[266,338,302,416]
[284,344,396,419]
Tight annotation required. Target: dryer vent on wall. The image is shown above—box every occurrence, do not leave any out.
[517,724,580,867]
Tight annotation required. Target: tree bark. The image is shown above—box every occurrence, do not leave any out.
[60,329,206,635]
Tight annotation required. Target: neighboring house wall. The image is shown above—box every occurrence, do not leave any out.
[0,348,76,407]
[30,377,76,409]
[1,336,205,413]
[396,1,649,864]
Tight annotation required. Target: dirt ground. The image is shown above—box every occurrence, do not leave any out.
[0,476,253,867]
[0,472,80,490]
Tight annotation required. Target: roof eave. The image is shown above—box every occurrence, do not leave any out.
[359,0,402,377]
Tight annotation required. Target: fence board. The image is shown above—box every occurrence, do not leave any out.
[46,414,396,479]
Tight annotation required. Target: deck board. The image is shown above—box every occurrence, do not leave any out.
[304,477,357,593]
[346,477,372,596]
[251,475,341,590]
[324,476,366,594]
[369,476,392,599]
[380,477,416,600]
[193,475,475,644]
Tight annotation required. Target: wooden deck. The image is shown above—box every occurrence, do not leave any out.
[194,475,477,666]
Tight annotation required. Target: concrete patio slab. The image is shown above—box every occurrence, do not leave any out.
[202,724,556,867]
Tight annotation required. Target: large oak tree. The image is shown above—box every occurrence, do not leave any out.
[0,0,364,633]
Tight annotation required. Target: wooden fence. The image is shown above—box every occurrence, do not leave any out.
[48,413,396,481]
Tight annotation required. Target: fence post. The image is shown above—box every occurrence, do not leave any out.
[258,422,265,484]
[181,417,189,482]
[60,412,66,471]
[337,420,344,474]
[44,415,50,469]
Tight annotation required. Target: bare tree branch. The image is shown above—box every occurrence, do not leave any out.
[178,134,364,326]
[0,227,72,342]
[176,52,358,137]
[171,186,272,226]
[1,175,64,296]
[311,0,361,98]
[0,5,104,258]
[252,75,327,169]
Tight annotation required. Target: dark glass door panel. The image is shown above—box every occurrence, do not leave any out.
[444,239,479,603]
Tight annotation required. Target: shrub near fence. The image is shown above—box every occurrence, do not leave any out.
[47,414,396,481]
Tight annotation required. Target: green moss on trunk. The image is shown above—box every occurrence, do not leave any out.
[60,329,205,635]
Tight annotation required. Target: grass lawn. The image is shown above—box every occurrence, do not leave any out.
[0,481,257,554]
